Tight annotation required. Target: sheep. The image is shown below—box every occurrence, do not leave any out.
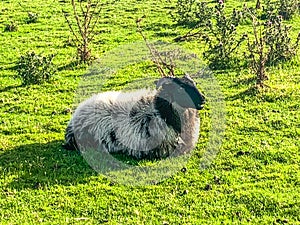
[63,74,205,160]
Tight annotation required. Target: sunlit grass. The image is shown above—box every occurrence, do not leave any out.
[0,0,300,224]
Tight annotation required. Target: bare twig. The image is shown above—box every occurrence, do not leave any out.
[88,7,102,42]
[255,0,261,9]
[62,0,104,63]
[72,0,84,39]
[63,11,82,45]
[136,18,168,77]
[246,9,269,87]
[137,18,180,77]
[174,30,202,42]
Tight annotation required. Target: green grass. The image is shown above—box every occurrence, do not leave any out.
[1,0,300,224]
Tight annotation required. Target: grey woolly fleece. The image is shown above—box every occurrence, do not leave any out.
[65,88,200,159]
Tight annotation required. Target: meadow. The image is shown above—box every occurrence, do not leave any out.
[0,0,300,224]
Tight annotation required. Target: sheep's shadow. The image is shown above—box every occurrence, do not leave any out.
[0,141,96,190]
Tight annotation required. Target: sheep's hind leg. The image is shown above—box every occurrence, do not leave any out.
[63,123,79,151]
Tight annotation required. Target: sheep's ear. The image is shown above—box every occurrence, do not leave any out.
[183,73,192,81]
[183,73,196,85]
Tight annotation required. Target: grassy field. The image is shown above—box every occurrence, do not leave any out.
[0,0,300,224]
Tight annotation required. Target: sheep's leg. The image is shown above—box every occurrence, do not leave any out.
[63,122,78,151]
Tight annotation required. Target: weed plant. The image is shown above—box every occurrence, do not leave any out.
[16,51,55,85]
[26,12,39,24]
[202,1,246,70]
[174,1,246,70]
[264,0,300,20]
[173,0,300,86]
[4,21,18,32]
[62,0,104,63]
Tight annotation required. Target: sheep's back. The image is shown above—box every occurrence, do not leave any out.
[71,89,174,154]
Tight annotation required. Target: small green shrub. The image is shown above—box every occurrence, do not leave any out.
[16,51,55,85]
[172,0,211,27]
[4,21,18,32]
[202,2,246,70]
[278,0,299,20]
[264,0,300,20]
[173,0,213,29]
[265,14,300,65]
[26,12,39,23]
[173,1,246,70]
[245,7,300,87]
[62,0,103,63]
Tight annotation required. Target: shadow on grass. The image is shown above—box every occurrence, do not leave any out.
[230,76,257,88]
[155,31,179,38]
[0,141,96,190]
[226,86,259,101]
[143,22,183,32]
[0,84,22,93]
[57,61,81,71]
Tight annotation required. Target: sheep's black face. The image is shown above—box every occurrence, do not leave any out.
[156,75,205,110]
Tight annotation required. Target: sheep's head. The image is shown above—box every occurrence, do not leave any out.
[155,74,205,110]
